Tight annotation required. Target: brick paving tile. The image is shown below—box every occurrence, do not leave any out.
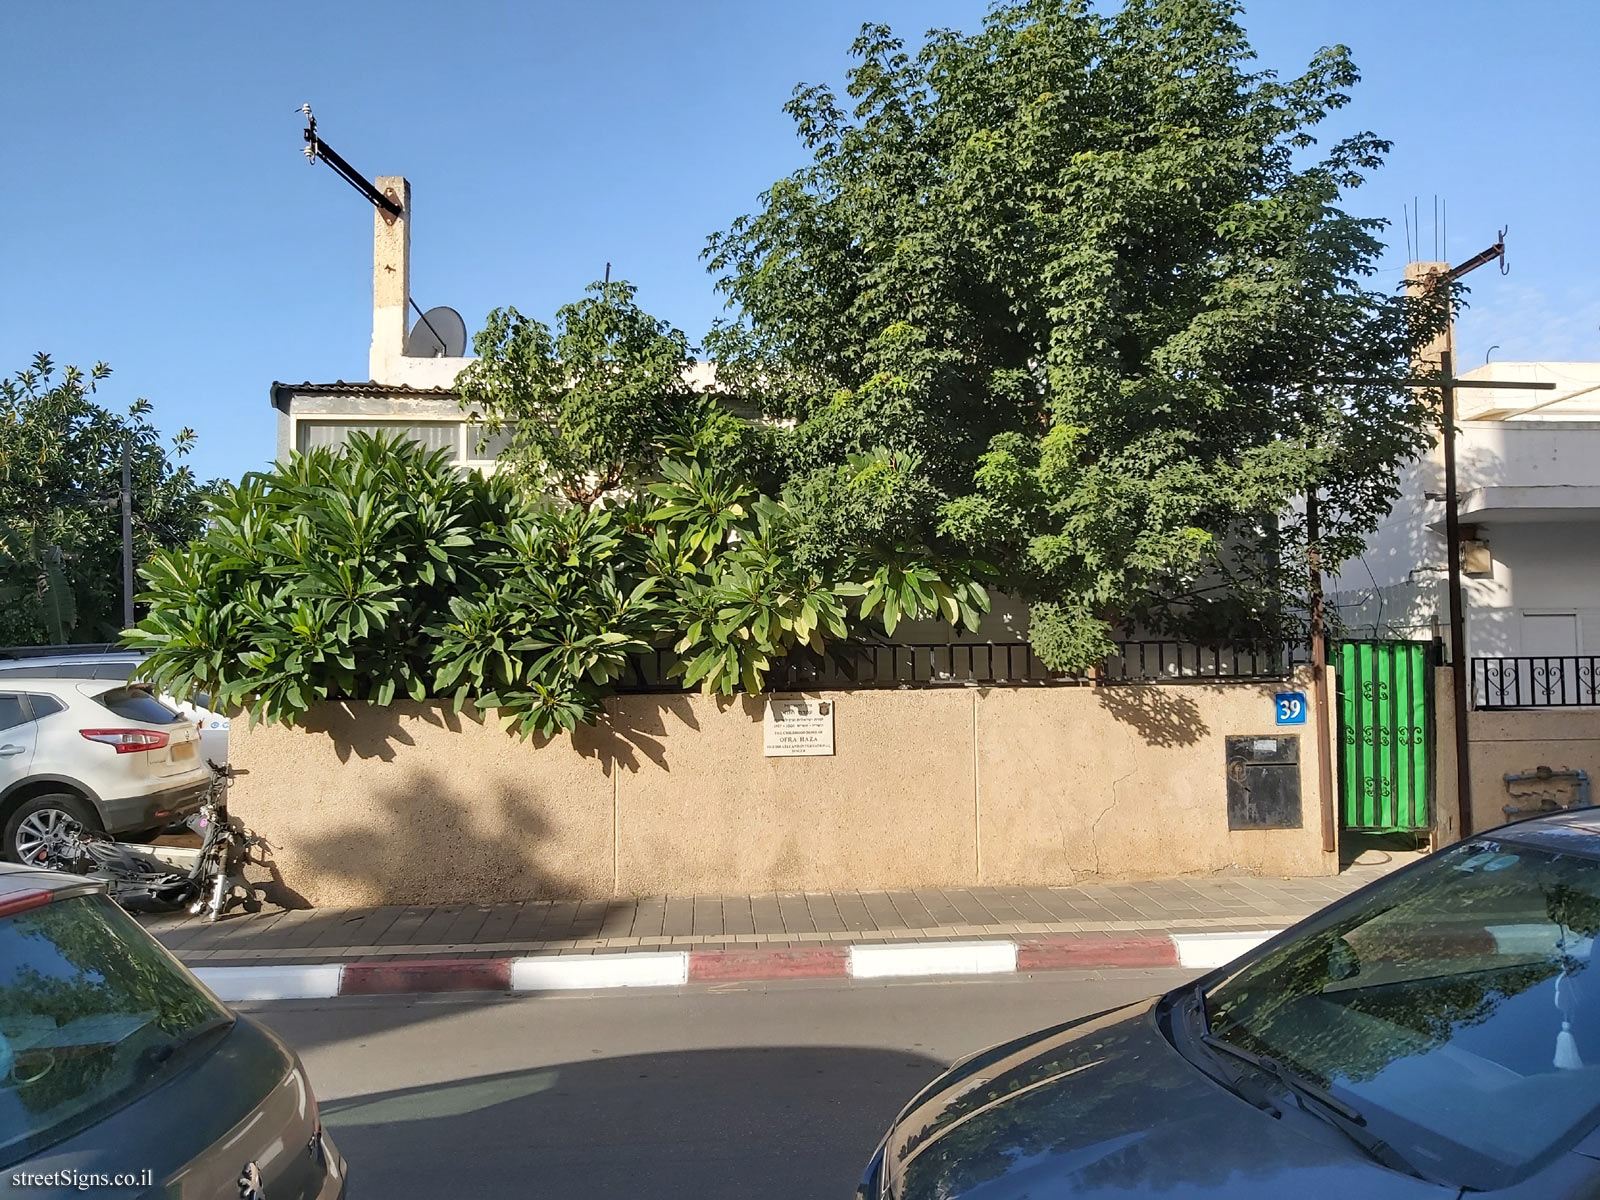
[504,901,558,941]
[368,907,433,946]
[148,919,219,952]
[662,896,695,937]
[884,891,938,928]
[437,906,495,946]
[1046,887,1096,905]
[248,910,346,950]
[597,902,635,938]
[776,894,817,934]
[967,889,1027,923]
[692,896,724,936]
[941,890,1002,925]
[832,892,878,933]
[911,889,966,925]
[1090,898,1146,922]
[804,892,847,933]
[474,902,528,943]
[410,905,472,945]
[306,908,386,948]
[571,900,611,939]
[166,909,289,951]
[993,889,1058,923]
[628,898,666,939]
[749,895,785,935]
[719,896,756,936]
[533,900,583,939]
[859,892,909,929]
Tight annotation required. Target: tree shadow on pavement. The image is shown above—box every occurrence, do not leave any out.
[315,1046,941,1200]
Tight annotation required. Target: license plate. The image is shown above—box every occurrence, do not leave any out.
[173,741,197,760]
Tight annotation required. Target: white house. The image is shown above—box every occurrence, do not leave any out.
[1328,358,1600,707]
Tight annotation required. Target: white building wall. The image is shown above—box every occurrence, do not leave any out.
[1471,522,1600,657]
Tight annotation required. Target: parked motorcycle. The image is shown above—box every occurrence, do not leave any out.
[32,760,263,920]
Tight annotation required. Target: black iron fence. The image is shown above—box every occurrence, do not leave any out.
[617,640,1298,694]
[1472,656,1600,710]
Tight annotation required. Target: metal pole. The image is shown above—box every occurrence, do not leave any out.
[1440,349,1473,837]
[121,439,134,631]
[1307,490,1337,854]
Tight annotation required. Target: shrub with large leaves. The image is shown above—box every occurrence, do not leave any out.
[129,431,989,737]
[129,434,496,726]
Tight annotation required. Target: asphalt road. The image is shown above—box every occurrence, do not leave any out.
[248,967,1198,1200]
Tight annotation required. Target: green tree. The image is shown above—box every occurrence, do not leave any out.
[706,0,1450,667]
[0,354,213,646]
[457,280,705,510]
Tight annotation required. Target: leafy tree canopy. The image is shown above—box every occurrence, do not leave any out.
[0,354,214,646]
[457,280,767,509]
[706,0,1449,667]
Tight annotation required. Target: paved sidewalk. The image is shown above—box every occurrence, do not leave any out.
[145,862,1399,969]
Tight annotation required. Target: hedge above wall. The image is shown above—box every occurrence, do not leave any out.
[127,432,988,738]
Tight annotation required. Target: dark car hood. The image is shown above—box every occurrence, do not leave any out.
[881,998,1453,1200]
[21,1016,330,1198]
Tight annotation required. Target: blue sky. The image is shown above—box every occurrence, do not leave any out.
[3,1,1597,483]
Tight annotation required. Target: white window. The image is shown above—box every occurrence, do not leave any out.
[295,420,463,457]
[1521,612,1579,657]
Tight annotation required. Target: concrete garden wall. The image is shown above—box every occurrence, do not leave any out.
[230,671,1336,906]
[1467,707,1600,834]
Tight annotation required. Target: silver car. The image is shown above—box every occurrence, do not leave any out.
[0,862,348,1197]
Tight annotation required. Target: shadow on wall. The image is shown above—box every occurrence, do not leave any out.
[249,763,588,909]
[1094,685,1209,748]
[316,1047,942,1200]
[573,693,715,774]
[298,701,474,764]
[295,695,721,774]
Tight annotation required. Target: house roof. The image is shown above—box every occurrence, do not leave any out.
[269,380,459,413]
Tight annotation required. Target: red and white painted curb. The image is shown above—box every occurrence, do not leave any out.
[191,930,1280,1002]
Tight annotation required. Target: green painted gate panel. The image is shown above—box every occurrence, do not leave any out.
[1335,641,1432,832]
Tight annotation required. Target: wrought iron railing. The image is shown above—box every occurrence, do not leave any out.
[1471,656,1600,709]
[616,640,1298,694]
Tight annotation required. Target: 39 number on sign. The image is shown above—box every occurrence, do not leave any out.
[1275,692,1307,725]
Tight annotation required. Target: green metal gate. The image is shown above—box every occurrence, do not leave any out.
[1335,641,1433,831]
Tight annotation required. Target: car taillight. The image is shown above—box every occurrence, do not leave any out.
[0,889,51,918]
[80,728,170,754]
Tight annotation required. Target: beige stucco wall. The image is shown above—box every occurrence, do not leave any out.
[1467,707,1600,834]
[975,683,1329,883]
[230,672,1338,907]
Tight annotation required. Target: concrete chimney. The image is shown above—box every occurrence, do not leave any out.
[366,176,472,389]
[370,176,410,383]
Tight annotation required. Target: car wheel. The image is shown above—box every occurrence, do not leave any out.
[3,794,103,865]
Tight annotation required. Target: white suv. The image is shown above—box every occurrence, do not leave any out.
[0,678,213,863]
[0,648,229,763]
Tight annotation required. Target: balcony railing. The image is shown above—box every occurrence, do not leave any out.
[1472,656,1600,709]
[618,640,1298,693]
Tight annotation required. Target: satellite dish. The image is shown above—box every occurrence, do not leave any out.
[405,306,467,358]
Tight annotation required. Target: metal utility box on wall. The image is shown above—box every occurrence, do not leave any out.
[1227,735,1303,830]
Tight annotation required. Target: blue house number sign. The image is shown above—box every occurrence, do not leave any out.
[1275,692,1308,725]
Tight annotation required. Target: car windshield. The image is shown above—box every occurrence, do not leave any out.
[1203,836,1600,1190]
[0,892,232,1167]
